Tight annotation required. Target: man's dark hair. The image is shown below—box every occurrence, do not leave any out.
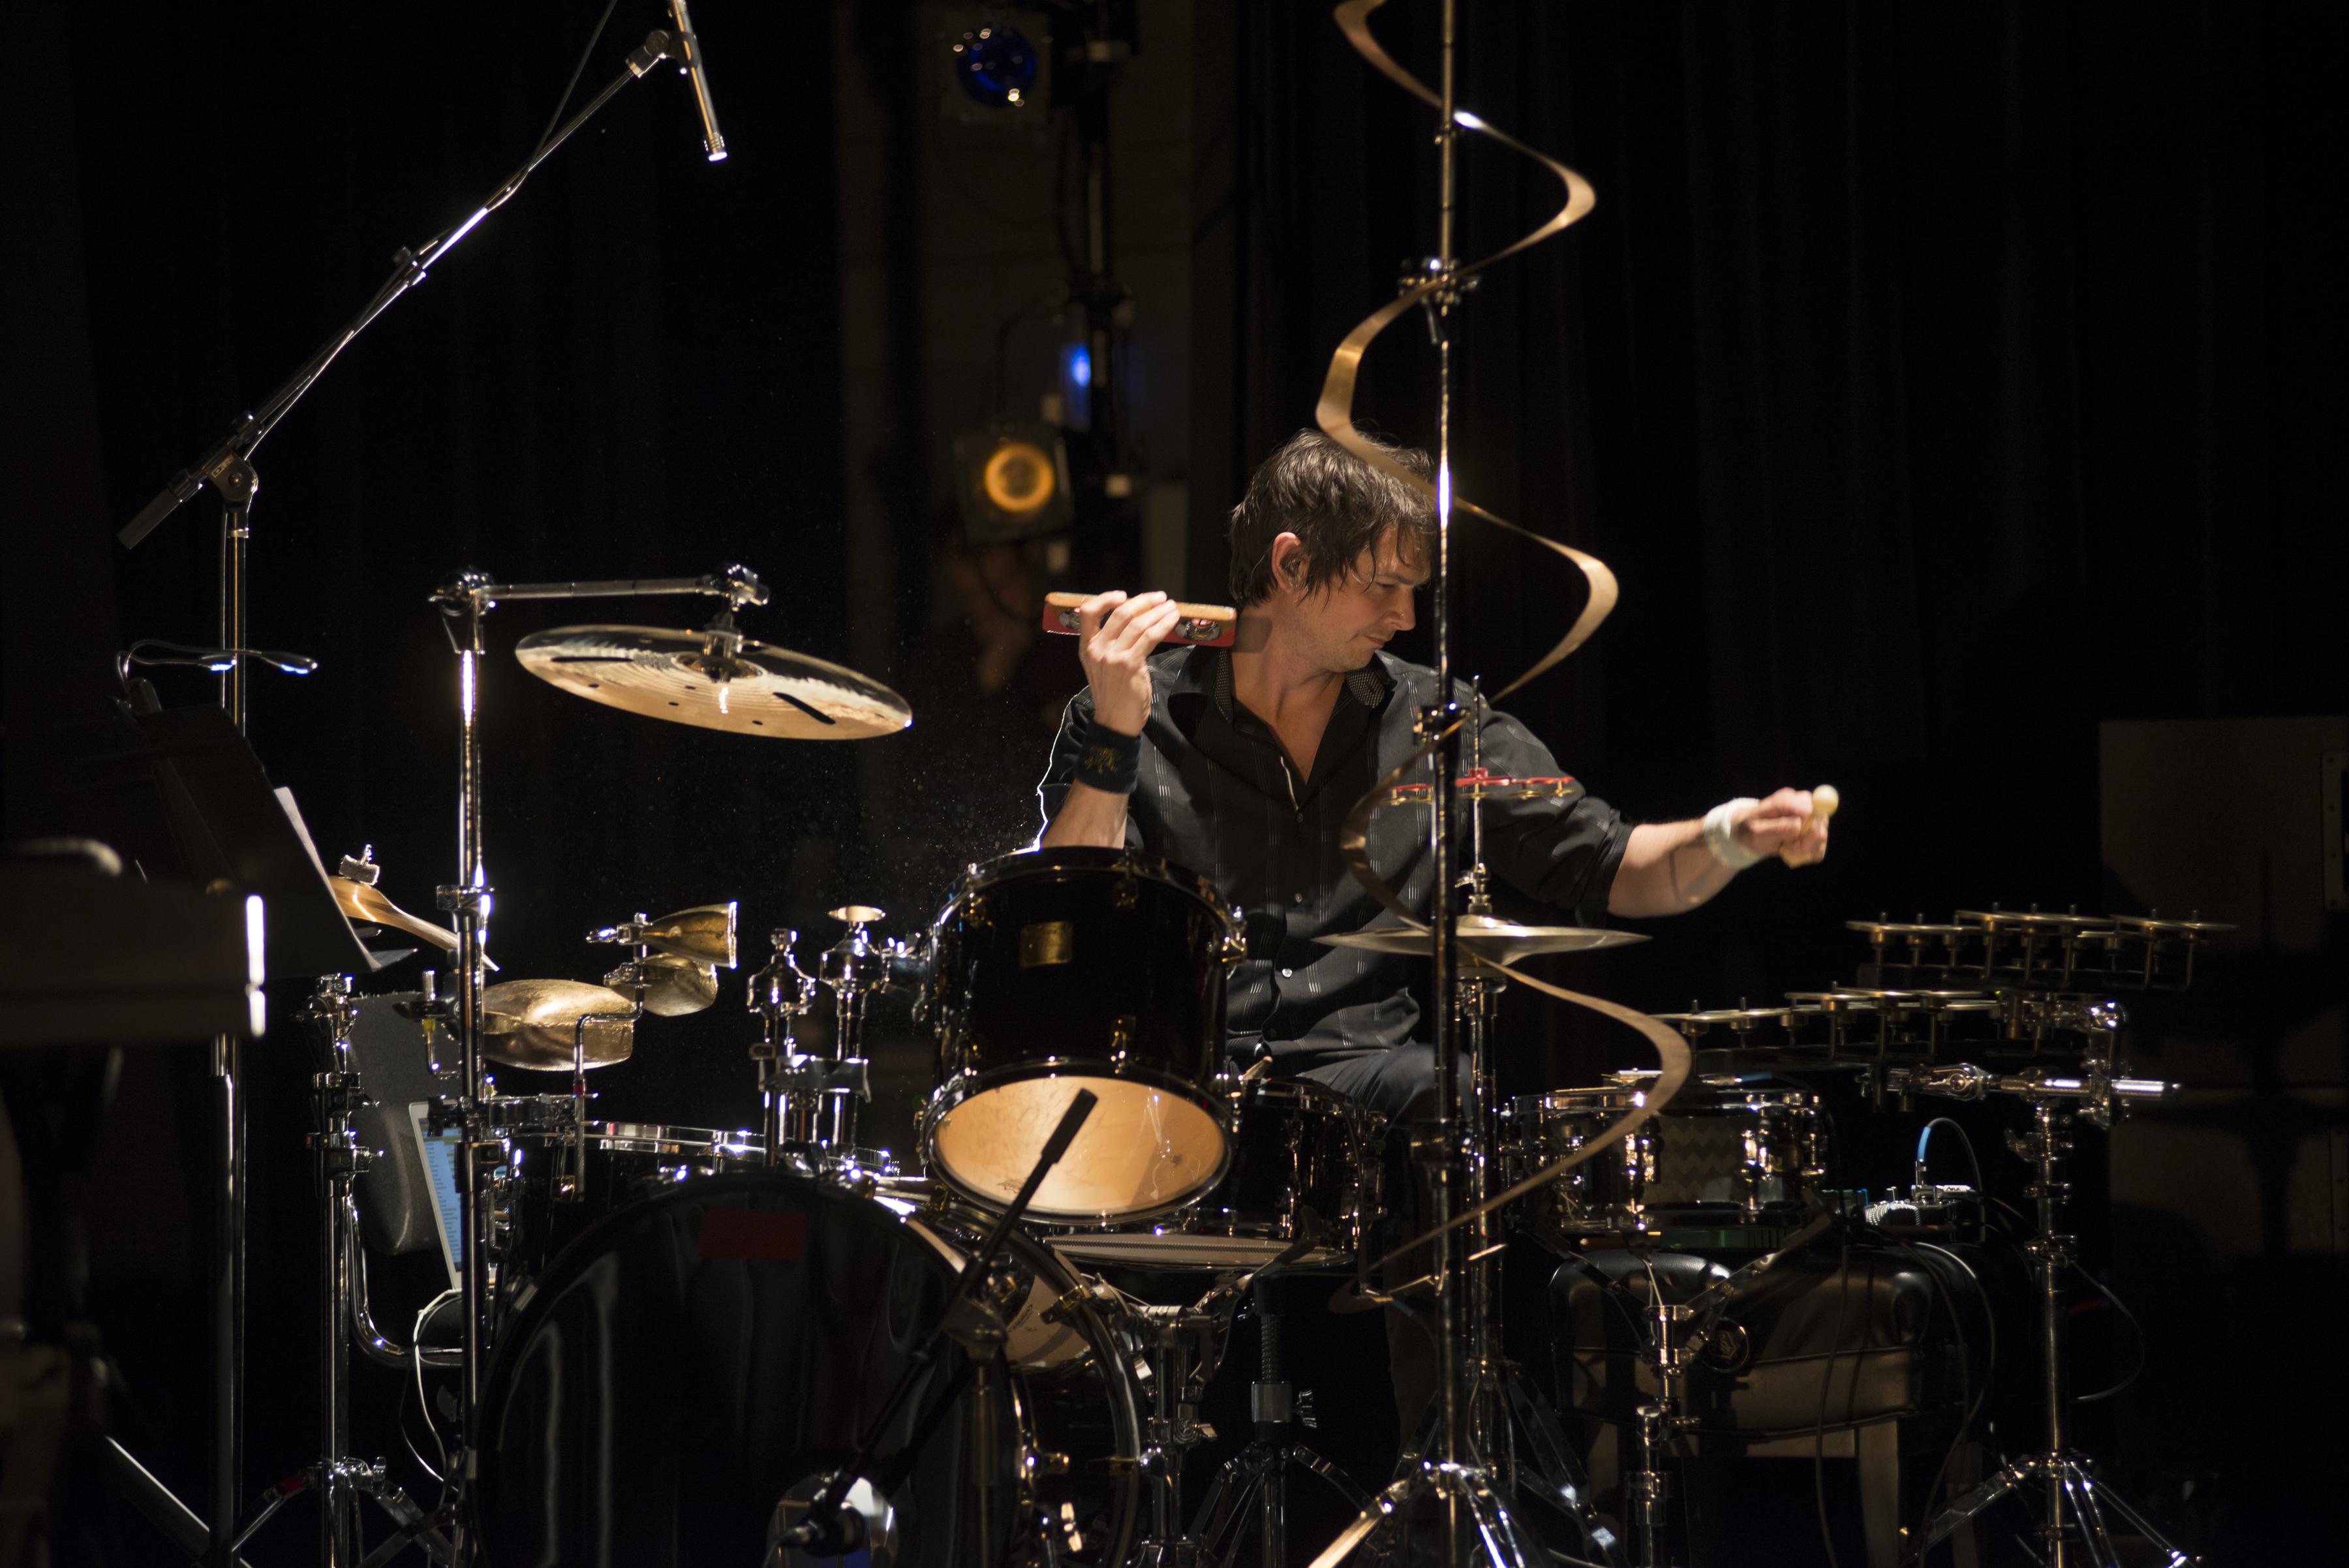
[1227,429,1436,606]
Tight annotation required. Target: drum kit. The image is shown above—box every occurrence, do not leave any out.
[268,548,2228,1568]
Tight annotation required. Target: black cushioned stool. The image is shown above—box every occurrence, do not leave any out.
[1547,1239,1986,1567]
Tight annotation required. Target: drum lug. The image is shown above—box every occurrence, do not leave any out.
[1022,1451,1072,1478]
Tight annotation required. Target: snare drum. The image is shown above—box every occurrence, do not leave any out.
[1502,1075,1824,1244]
[497,1114,765,1283]
[1050,1079,1383,1268]
[923,848,1242,1224]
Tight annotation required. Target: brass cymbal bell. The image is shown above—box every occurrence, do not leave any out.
[481,979,637,1069]
[589,901,739,968]
[610,953,721,1018]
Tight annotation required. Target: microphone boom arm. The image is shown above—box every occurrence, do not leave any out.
[119,31,678,549]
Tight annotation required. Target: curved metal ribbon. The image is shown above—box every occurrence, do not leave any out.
[1321,0,1689,1261]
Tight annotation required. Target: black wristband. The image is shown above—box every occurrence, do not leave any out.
[1073,716,1142,796]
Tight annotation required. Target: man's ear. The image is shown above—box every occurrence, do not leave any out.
[1270,531,1308,592]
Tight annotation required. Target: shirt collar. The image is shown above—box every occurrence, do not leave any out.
[1206,648,1394,723]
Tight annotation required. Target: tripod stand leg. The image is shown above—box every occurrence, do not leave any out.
[2075,1471,2193,1567]
[1498,1374,1620,1565]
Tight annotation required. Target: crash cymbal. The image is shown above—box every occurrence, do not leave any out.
[329,876,458,953]
[514,625,911,739]
[1316,914,1647,964]
[617,953,720,1018]
[482,979,636,1069]
[589,902,739,967]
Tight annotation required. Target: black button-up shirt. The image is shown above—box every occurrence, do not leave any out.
[1038,646,1627,1064]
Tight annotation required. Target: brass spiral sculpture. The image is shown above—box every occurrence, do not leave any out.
[1318,0,1691,1268]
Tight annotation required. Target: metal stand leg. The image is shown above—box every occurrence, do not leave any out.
[1913,1101,2194,1567]
[1190,1287,1375,1567]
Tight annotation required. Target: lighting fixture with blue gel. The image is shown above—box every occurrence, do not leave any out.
[952,24,1037,108]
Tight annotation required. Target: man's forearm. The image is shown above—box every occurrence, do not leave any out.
[1041,781,1131,849]
[1607,820,1737,917]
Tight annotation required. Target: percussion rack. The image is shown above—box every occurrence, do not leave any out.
[1654,904,2228,1567]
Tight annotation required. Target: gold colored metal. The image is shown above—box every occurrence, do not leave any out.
[630,953,720,1017]
[329,876,457,952]
[1018,921,1075,968]
[514,624,912,739]
[636,902,739,967]
[1316,915,1647,964]
[480,979,637,1069]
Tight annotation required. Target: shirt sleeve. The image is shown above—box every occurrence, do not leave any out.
[1036,688,1096,831]
[1035,688,1152,851]
[1472,704,1629,925]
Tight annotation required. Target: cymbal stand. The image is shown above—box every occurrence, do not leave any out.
[1313,5,1529,1561]
[428,563,765,1548]
[814,909,908,1159]
[1898,1017,2194,1567]
[287,977,455,1567]
[1126,1300,1232,1567]
[748,929,826,1164]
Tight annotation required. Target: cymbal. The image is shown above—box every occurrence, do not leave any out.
[590,902,739,967]
[2108,914,2237,936]
[1954,908,2114,930]
[482,979,636,1069]
[329,876,457,953]
[622,954,720,1017]
[514,625,912,740]
[1316,914,1647,964]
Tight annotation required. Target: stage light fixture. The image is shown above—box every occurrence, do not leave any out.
[953,423,1073,543]
[951,23,1039,109]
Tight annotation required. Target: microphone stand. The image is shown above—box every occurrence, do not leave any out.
[772,1090,1102,1558]
[105,34,686,1568]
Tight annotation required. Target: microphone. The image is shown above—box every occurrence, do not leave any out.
[668,0,727,161]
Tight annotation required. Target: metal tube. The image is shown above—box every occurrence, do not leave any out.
[1426,11,1466,1548]
[450,599,491,1548]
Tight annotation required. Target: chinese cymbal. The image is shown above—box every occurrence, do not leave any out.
[514,625,911,739]
[628,954,720,1018]
[1316,914,1648,965]
[482,979,636,1069]
[329,876,458,953]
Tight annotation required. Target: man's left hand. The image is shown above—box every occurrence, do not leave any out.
[1736,788,1831,867]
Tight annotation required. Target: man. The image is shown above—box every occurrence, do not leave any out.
[1035,427,1828,1436]
[1040,429,1827,1111]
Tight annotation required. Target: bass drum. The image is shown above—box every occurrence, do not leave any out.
[474,1171,1139,1568]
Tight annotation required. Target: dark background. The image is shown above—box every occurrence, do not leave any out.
[3,1,2342,1561]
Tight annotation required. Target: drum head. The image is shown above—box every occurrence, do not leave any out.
[930,1073,1227,1223]
[476,1172,1016,1566]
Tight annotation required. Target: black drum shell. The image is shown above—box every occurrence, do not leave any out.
[472,1171,1135,1567]
[928,847,1233,1095]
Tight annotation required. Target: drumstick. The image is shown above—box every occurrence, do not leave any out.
[1779,784,1839,867]
[1041,591,1238,649]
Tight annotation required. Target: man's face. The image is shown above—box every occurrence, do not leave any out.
[1280,529,1428,673]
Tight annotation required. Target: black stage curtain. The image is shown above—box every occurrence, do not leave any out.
[3,2,850,1540]
[1188,2,2347,1544]
[1194,0,2346,1024]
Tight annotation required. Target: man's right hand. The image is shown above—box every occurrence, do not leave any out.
[1076,590,1183,735]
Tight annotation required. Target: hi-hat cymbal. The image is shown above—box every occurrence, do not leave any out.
[514,625,911,739]
[623,954,720,1018]
[1316,914,1647,964]
[482,979,636,1069]
[329,876,458,953]
[591,902,739,967]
